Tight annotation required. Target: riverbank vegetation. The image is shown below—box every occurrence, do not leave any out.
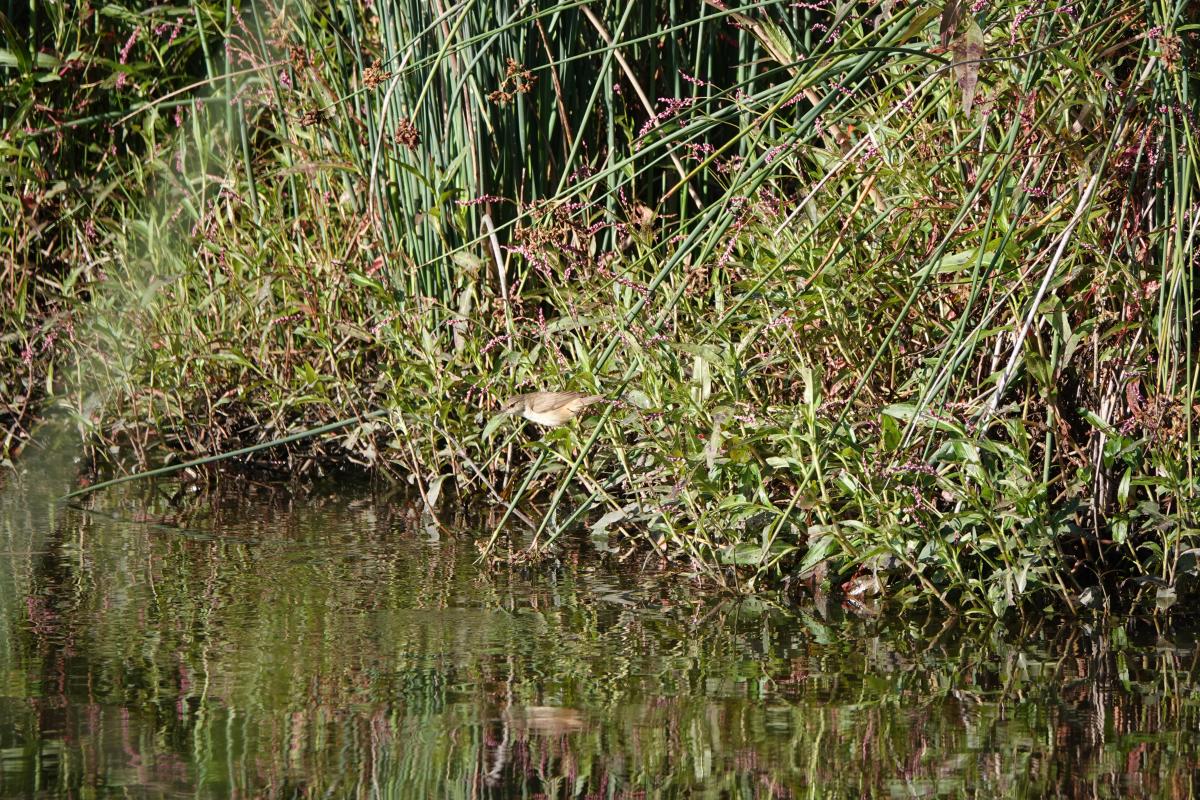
[4,0,1198,615]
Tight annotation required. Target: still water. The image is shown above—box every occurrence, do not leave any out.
[1,462,1199,798]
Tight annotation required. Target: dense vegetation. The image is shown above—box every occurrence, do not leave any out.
[3,0,1198,614]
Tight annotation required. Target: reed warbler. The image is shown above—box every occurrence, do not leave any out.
[497,391,605,427]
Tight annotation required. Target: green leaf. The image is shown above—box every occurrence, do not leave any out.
[881,413,901,451]
[1079,408,1118,436]
[395,160,435,191]
[900,5,944,45]
[0,48,58,70]
[675,341,725,365]
[0,12,32,73]
[348,272,387,292]
[937,245,997,272]
[590,507,628,537]
[1117,466,1132,507]
[799,533,837,574]
[481,411,508,440]
[883,403,967,436]
[717,540,790,566]
[623,389,653,410]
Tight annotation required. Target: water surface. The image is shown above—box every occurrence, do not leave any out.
[1,462,1198,798]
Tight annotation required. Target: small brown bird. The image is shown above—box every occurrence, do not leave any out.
[497,391,605,427]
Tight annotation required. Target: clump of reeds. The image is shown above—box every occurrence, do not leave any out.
[8,0,1199,615]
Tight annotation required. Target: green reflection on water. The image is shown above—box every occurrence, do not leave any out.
[0,473,1198,798]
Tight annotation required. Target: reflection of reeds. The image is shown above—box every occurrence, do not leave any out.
[8,492,1197,797]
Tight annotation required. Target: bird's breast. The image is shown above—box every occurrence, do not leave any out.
[522,408,570,426]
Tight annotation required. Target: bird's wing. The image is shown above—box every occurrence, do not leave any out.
[524,392,576,412]
[525,392,603,411]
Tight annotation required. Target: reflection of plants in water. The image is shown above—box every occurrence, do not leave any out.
[5,485,1200,797]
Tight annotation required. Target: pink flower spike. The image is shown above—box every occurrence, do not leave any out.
[119,29,139,64]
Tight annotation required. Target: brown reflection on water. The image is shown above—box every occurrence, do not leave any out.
[0,477,1198,798]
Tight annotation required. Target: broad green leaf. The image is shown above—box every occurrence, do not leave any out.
[675,342,725,365]
[900,5,943,45]
[481,411,508,440]
[883,403,967,436]
[1079,408,1118,436]
[590,507,628,537]
[717,540,791,565]
[0,12,32,73]
[799,533,837,574]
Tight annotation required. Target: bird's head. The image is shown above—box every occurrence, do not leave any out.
[497,395,527,416]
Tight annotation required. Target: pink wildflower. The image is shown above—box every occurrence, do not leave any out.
[456,194,505,206]
[119,28,138,64]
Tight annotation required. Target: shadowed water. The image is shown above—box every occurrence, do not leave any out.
[1,464,1198,798]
